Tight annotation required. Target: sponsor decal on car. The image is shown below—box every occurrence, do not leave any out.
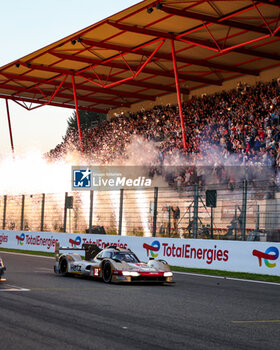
[71,264,82,272]
[90,267,101,277]
[116,276,127,280]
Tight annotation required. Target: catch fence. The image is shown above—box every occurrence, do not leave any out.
[1,180,280,241]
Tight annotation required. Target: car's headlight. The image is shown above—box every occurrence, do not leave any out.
[122,271,140,277]
[122,271,130,276]
[164,272,173,277]
[130,271,141,277]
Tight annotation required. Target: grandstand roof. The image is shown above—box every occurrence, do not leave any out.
[0,0,280,114]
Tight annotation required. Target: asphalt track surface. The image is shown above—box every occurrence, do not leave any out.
[0,252,279,350]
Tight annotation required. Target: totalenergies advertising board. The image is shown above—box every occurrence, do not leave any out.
[0,230,279,276]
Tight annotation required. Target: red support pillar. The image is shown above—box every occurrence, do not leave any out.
[71,75,84,153]
[5,99,15,154]
[170,40,187,150]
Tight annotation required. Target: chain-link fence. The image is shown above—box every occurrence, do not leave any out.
[1,180,280,241]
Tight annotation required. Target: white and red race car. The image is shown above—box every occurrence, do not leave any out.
[54,243,173,284]
[0,257,6,282]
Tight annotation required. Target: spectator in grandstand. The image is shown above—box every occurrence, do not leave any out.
[49,78,280,187]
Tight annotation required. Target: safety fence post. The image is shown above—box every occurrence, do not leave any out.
[118,189,124,236]
[210,206,214,239]
[152,187,158,237]
[40,193,45,232]
[20,195,25,231]
[89,190,94,233]
[256,204,260,231]
[234,205,238,240]
[63,192,68,233]
[241,180,248,241]
[193,184,199,238]
[168,205,171,236]
[3,195,7,229]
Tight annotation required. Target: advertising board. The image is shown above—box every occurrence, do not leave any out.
[0,230,279,276]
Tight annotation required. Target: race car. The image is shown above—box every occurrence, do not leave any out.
[0,257,6,282]
[54,243,173,284]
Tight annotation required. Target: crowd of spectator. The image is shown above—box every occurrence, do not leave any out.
[49,78,280,187]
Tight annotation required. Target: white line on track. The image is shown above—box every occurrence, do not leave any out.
[173,271,280,286]
[0,284,30,292]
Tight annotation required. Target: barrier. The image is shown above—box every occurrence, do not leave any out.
[0,230,279,276]
[1,181,280,240]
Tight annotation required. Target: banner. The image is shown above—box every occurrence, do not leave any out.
[0,230,279,276]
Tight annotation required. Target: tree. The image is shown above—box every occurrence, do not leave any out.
[66,110,107,135]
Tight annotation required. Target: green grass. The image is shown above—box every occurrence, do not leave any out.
[0,247,55,257]
[171,265,280,283]
[1,247,279,283]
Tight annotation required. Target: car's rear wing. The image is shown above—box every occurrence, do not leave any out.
[55,242,101,262]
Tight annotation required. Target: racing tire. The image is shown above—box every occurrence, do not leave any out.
[59,257,69,276]
[102,261,112,283]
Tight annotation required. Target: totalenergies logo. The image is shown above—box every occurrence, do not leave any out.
[143,240,160,258]
[69,236,81,248]
[253,247,279,268]
[16,233,25,246]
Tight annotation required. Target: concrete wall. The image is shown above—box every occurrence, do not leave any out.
[189,66,280,99]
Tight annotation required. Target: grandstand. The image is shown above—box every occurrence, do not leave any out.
[0,1,280,240]
[49,78,280,171]
[0,0,280,152]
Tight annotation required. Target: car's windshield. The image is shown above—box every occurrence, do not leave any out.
[113,252,140,263]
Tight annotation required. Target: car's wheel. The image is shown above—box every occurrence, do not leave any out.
[59,257,69,276]
[102,261,112,283]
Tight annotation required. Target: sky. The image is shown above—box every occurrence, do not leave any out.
[0,0,140,157]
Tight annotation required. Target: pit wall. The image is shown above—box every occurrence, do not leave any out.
[108,66,280,118]
[0,230,279,276]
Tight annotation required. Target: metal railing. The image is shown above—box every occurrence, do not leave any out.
[1,180,280,241]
